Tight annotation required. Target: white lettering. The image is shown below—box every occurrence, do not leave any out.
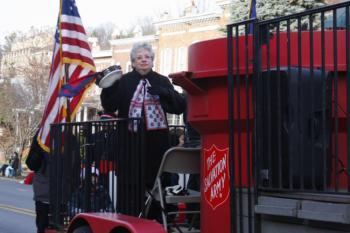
[204,153,228,194]
[206,151,216,170]
[210,172,227,201]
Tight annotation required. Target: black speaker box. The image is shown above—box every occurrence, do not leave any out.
[259,68,331,190]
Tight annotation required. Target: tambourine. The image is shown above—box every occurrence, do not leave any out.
[95,65,122,88]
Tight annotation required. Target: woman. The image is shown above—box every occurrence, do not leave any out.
[100,42,186,216]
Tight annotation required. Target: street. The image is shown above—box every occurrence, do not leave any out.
[0,177,36,233]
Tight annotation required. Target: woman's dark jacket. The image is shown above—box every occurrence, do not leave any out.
[101,70,186,116]
[100,71,186,177]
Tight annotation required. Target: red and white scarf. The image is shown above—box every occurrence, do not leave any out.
[128,79,168,132]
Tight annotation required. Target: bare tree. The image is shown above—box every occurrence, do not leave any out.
[89,22,116,50]
[0,30,52,173]
[0,76,16,162]
[13,52,51,172]
[0,123,16,163]
[230,0,327,32]
[134,16,156,35]
[17,52,51,108]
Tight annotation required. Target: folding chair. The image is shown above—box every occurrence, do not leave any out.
[144,146,201,232]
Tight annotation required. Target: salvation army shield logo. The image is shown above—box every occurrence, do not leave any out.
[203,144,230,210]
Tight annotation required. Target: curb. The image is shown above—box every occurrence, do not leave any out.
[0,175,26,183]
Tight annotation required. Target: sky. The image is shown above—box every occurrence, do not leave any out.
[0,0,186,44]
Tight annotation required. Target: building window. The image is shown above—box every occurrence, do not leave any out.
[176,47,187,72]
[160,48,172,76]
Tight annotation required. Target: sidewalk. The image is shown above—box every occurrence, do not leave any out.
[0,171,29,183]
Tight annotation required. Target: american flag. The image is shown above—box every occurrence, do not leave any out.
[37,0,96,152]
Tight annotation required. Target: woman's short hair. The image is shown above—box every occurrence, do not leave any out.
[130,42,155,62]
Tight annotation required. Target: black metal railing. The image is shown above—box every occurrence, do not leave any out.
[227,17,256,233]
[227,1,350,233]
[254,1,350,194]
[49,119,184,229]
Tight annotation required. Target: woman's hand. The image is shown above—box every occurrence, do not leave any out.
[147,86,169,97]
